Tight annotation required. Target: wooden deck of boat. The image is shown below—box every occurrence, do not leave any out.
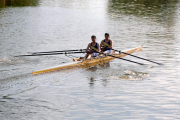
[32,46,142,74]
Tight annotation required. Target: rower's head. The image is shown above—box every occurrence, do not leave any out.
[105,33,109,39]
[91,35,96,42]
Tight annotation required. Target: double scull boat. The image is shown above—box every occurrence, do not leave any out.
[32,46,142,74]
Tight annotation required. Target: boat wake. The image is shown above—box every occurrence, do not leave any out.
[0,73,32,90]
[108,69,149,81]
[0,56,39,65]
[0,56,11,63]
[120,70,149,81]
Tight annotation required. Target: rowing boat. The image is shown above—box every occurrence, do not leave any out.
[32,46,142,74]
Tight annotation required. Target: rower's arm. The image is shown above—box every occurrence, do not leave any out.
[110,40,113,49]
[97,43,100,52]
[86,43,90,52]
[100,40,103,48]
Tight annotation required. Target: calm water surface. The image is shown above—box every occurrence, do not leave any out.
[0,0,180,119]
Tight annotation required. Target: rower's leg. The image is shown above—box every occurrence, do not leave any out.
[106,50,112,55]
[97,53,101,57]
[84,53,90,59]
[111,50,115,54]
[87,54,92,59]
[93,53,98,58]
[103,51,108,54]
[90,53,95,58]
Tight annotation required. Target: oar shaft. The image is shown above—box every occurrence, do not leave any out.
[14,52,85,57]
[108,54,145,65]
[112,49,163,65]
[31,49,86,54]
[121,51,163,65]
[96,51,145,65]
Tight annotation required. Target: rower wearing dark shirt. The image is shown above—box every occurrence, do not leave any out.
[100,33,114,54]
[85,35,100,59]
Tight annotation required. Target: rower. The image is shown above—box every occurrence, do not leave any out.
[100,33,114,54]
[85,35,100,59]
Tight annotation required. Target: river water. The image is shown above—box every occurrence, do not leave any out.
[0,0,180,119]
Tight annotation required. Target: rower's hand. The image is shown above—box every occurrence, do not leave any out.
[89,50,95,53]
[100,47,104,51]
[101,46,108,51]
[102,45,108,48]
[86,49,94,53]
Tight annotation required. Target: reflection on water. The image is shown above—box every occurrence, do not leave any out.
[86,66,98,72]
[108,0,178,30]
[109,0,178,19]
[0,0,39,8]
[108,0,180,67]
[89,77,95,89]
[99,62,110,68]
[89,77,109,89]
[86,62,110,72]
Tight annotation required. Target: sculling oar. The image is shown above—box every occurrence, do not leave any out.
[94,51,146,65]
[111,48,163,65]
[30,49,86,55]
[14,51,85,57]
